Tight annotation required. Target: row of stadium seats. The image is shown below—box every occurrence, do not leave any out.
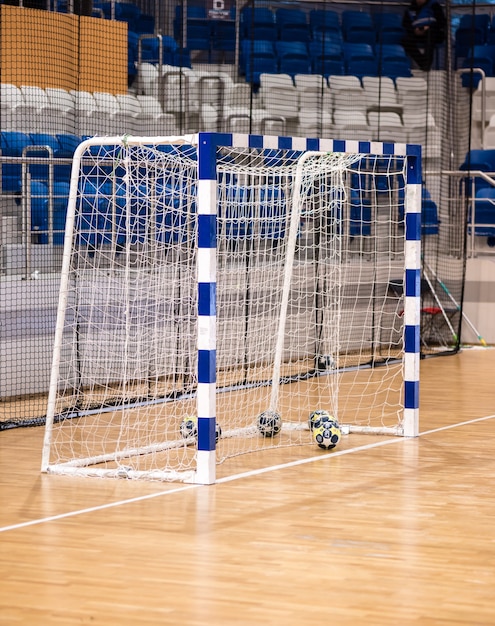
[0,73,443,156]
[0,135,442,249]
[134,68,441,154]
[0,131,80,192]
[173,5,493,72]
[174,6,406,49]
[239,40,412,84]
[4,127,492,246]
[137,68,428,117]
[0,84,176,137]
[18,175,441,250]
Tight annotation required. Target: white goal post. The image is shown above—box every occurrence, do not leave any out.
[41,133,421,484]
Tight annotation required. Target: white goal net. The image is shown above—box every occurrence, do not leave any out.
[42,134,421,483]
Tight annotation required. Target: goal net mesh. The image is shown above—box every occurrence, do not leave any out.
[43,137,409,481]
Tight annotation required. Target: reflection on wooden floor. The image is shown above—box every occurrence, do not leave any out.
[1,347,494,625]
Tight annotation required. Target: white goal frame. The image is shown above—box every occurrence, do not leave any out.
[41,132,422,485]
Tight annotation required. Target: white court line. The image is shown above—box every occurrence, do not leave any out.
[2,412,495,534]
[419,413,495,436]
[0,483,200,534]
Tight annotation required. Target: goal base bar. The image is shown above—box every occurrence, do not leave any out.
[43,464,196,482]
[345,425,404,436]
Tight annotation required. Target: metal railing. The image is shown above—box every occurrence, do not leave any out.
[0,154,72,278]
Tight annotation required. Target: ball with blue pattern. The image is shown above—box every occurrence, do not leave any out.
[308,410,341,450]
[256,410,282,437]
[180,416,221,444]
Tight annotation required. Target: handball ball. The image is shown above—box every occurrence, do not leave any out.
[180,416,221,443]
[256,410,282,437]
[308,410,341,450]
[308,409,333,431]
[180,415,198,440]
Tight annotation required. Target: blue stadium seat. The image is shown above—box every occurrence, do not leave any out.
[28,133,62,181]
[349,191,372,237]
[49,182,71,245]
[244,57,279,85]
[53,134,81,183]
[0,132,9,154]
[76,179,113,251]
[246,58,278,84]
[186,20,212,55]
[134,14,155,35]
[173,4,206,39]
[245,23,278,41]
[211,20,236,52]
[376,44,412,79]
[309,40,342,59]
[242,24,278,42]
[30,181,50,244]
[128,31,139,81]
[278,22,312,43]
[422,189,439,235]
[220,185,252,240]
[175,4,206,19]
[343,42,376,63]
[275,7,308,27]
[1,131,33,192]
[460,149,495,195]
[312,30,344,46]
[259,187,286,240]
[240,39,275,61]
[461,148,495,170]
[377,43,409,63]
[148,180,189,245]
[240,6,275,39]
[55,134,81,157]
[343,42,378,77]
[309,9,340,39]
[381,60,412,80]
[101,1,141,24]
[469,187,495,237]
[140,35,178,65]
[276,8,311,43]
[275,41,310,60]
[487,15,495,44]
[240,40,277,84]
[279,57,312,77]
[342,10,376,45]
[1,131,33,155]
[276,41,311,76]
[315,58,345,77]
[374,13,405,46]
[309,41,344,77]
[461,45,495,88]
[29,133,61,153]
[455,14,490,60]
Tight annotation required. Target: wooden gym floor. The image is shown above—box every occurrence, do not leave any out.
[1,347,494,625]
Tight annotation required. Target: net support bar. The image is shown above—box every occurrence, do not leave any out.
[196,133,219,484]
[403,159,422,437]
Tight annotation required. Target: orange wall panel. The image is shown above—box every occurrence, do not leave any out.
[0,5,127,94]
[79,16,127,94]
